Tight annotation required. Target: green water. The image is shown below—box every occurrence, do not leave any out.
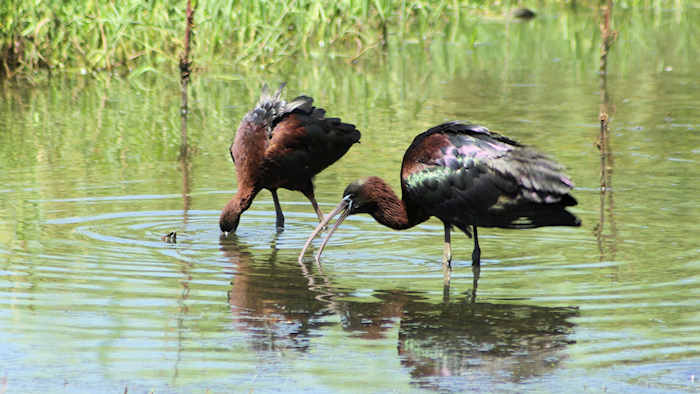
[1,5,699,393]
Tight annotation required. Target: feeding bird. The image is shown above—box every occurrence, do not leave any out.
[220,84,361,233]
[299,121,580,271]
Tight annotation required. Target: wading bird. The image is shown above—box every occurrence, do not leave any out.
[299,121,580,275]
[220,84,361,233]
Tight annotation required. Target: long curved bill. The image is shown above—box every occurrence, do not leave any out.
[298,196,351,264]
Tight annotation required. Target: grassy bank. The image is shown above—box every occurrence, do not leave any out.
[1,0,693,79]
[2,1,696,163]
[0,0,489,78]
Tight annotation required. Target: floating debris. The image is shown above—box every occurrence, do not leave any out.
[161,232,177,243]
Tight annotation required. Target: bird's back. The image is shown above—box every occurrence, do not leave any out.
[232,86,360,191]
[266,97,360,181]
[401,122,579,232]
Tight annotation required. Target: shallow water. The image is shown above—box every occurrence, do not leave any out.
[1,4,699,393]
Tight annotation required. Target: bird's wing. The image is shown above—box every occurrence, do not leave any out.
[401,122,576,228]
[263,97,360,177]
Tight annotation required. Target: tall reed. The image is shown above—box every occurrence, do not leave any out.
[0,0,501,78]
[0,0,693,79]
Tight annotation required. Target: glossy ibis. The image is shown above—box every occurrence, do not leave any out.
[220,84,361,233]
[299,121,580,273]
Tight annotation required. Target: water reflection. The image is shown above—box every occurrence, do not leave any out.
[172,239,192,384]
[396,295,578,390]
[333,286,578,389]
[220,237,578,387]
[220,235,336,352]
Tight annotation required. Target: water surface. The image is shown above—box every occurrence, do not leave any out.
[1,4,699,393]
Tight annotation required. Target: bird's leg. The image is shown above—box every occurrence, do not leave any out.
[442,223,452,269]
[472,225,481,266]
[301,185,325,224]
[442,223,452,287]
[271,189,285,230]
[309,196,325,223]
[470,264,481,303]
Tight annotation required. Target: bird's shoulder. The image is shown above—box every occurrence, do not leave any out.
[241,84,360,145]
[401,122,517,181]
[409,121,522,153]
[401,121,574,205]
[265,96,360,157]
[256,94,360,172]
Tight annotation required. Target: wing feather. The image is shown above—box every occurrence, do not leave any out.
[402,121,579,229]
[261,96,360,186]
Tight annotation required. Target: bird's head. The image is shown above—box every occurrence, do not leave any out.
[340,177,380,215]
[298,176,388,263]
[219,208,241,235]
[219,197,245,234]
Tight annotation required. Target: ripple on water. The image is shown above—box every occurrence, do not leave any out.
[1,199,696,391]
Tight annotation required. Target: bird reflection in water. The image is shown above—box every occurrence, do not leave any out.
[220,234,337,352]
[220,236,577,386]
[397,290,578,389]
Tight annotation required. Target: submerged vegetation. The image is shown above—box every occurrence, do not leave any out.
[1,0,694,79]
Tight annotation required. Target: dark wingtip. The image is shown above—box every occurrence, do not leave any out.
[562,209,582,227]
[571,213,582,227]
[558,208,581,227]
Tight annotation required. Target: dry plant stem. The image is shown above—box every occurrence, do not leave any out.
[595,0,618,261]
[598,0,616,193]
[179,0,194,159]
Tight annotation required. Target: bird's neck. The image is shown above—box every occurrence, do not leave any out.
[367,179,425,230]
[219,185,257,232]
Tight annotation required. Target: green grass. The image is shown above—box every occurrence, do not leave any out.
[0,0,695,79]
[0,0,493,78]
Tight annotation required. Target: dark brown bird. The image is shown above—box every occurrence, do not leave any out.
[299,121,580,270]
[220,84,361,233]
